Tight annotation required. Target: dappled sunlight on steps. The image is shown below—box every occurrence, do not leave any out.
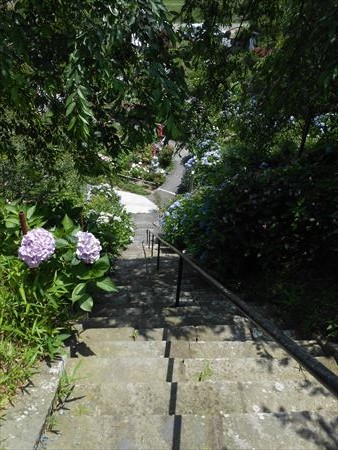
[40,211,338,450]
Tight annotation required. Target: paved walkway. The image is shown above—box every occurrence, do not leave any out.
[148,145,189,206]
[114,189,158,214]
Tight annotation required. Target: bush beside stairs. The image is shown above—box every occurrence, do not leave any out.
[40,211,338,450]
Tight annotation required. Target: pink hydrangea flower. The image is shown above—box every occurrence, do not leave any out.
[18,228,56,268]
[76,231,102,264]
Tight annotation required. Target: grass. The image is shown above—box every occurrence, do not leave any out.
[195,362,213,382]
[114,177,153,196]
[0,340,38,409]
[164,0,202,22]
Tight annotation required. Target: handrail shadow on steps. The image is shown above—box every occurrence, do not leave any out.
[146,229,338,398]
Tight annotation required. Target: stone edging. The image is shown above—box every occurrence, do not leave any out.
[0,355,67,450]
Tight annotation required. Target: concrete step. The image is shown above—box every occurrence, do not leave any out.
[84,307,251,331]
[93,287,235,312]
[72,337,326,360]
[82,316,252,340]
[42,412,338,450]
[78,324,295,342]
[50,380,337,417]
[92,294,238,312]
[66,355,337,384]
[91,301,243,319]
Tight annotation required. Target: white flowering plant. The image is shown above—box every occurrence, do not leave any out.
[83,188,134,261]
[117,144,171,186]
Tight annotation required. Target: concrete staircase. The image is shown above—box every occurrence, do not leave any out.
[40,212,338,450]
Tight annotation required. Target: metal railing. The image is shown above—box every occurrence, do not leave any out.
[146,229,338,398]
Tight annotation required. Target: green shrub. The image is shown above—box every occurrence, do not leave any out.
[158,144,174,169]
[84,184,134,261]
[117,145,166,186]
[162,150,338,337]
[0,202,118,407]
[164,159,338,276]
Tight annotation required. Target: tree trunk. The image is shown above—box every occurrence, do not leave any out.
[298,113,312,157]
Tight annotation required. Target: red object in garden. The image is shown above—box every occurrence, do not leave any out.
[156,123,164,137]
[153,144,157,157]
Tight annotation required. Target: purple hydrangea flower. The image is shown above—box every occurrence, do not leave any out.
[18,228,56,268]
[76,231,102,264]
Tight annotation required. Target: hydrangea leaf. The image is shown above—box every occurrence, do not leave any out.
[75,255,110,280]
[71,283,87,304]
[80,294,94,312]
[96,276,117,292]
[62,214,75,233]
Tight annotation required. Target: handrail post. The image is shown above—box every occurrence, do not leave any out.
[151,234,155,257]
[175,256,183,307]
[146,229,149,245]
[157,239,161,270]
[148,231,151,249]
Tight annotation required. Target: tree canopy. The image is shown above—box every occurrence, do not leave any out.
[0,0,186,172]
[179,0,338,154]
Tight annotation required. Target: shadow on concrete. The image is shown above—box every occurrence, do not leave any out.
[261,405,338,449]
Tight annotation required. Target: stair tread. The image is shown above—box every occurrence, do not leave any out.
[73,337,325,359]
[48,380,337,417]
[43,412,338,450]
[66,355,337,383]
[39,217,338,450]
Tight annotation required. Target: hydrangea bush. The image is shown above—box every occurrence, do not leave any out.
[84,184,134,261]
[184,135,225,187]
[0,201,118,390]
[117,143,173,187]
[1,201,117,314]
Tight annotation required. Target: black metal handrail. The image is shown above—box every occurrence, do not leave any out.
[146,229,338,398]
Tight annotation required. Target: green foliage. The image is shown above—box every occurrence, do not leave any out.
[117,144,173,186]
[0,152,86,227]
[165,151,338,275]
[54,365,81,411]
[0,0,187,172]
[44,363,81,432]
[162,141,338,336]
[196,362,213,382]
[178,0,338,157]
[84,184,134,261]
[0,340,38,409]
[158,144,175,169]
[114,178,152,196]
[0,199,120,406]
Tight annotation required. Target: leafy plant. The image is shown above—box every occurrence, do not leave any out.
[130,329,139,341]
[0,339,38,409]
[54,365,81,411]
[158,144,175,169]
[84,184,134,262]
[1,0,186,173]
[0,201,118,407]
